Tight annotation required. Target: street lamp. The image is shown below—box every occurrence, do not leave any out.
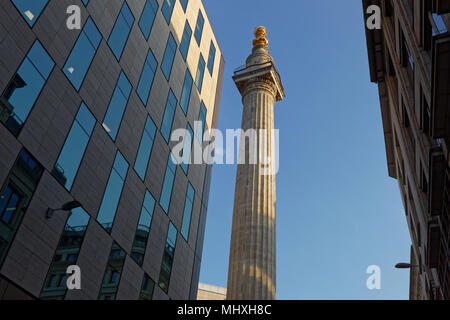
[46,201,81,219]
[395,262,425,273]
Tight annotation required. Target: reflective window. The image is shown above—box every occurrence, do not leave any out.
[196,101,207,142]
[131,191,155,266]
[140,274,155,300]
[179,21,192,61]
[40,207,90,300]
[1,40,54,136]
[181,183,194,240]
[179,0,188,12]
[161,0,175,24]
[0,150,43,265]
[137,49,158,105]
[160,155,177,214]
[161,33,177,81]
[99,242,126,300]
[158,222,177,293]
[134,116,156,181]
[194,10,204,45]
[64,18,102,91]
[180,69,193,115]
[207,41,216,75]
[139,0,158,40]
[108,2,134,60]
[102,72,132,140]
[181,124,193,174]
[11,0,48,27]
[53,103,95,190]
[97,151,129,231]
[195,54,205,93]
[82,0,89,5]
[160,89,177,143]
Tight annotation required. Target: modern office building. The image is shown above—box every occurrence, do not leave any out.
[363,0,449,299]
[0,0,224,300]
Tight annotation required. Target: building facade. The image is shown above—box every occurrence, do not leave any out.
[196,282,226,300]
[0,0,224,300]
[363,0,450,299]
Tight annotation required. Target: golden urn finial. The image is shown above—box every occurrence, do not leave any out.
[253,26,268,48]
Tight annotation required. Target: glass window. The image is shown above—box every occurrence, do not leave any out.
[160,89,177,143]
[196,101,207,142]
[108,2,134,60]
[102,72,132,141]
[181,183,194,240]
[160,155,177,214]
[64,18,102,91]
[134,116,156,181]
[139,0,158,40]
[82,0,89,5]
[158,222,177,293]
[1,40,54,136]
[195,54,205,93]
[137,49,158,105]
[131,191,155,266]
[161,0,175,24]
[179,0,188,12]
[53,103,95,190]
[194,10,204,45]
[179,21,192,61]
[180,69,193,115]
[207,41,216,75]
[99,242,126,300]
[161,33,177,81]
[96,151,129,232]
[40,207,90,300]
[140,274,155,300]
[11,0,48,27]
[0,150,43,265]
[181,124,193,174]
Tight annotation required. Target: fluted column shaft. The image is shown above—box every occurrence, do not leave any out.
[227,79,277,300]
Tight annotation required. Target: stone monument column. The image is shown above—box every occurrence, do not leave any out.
[227,26,285,300]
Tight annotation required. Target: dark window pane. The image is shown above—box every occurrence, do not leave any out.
[131,191,155,266]
[161,0,175,24]
[108,2,134,60]
[103,72,131,140]
[160,89,177,143]
[11,0,48,27]
[179,0,188,12]
[181,124,193,174]
[139,0,159,40]
[158,222,177,292]
[134,116,156,181]
[0,150,43,265]
[40,207,90,299]
[137,49,158,105]
[180,69,193,115]
[1,41,54,135]
[140,274,155,300]
[207,41,216,75]
[160,155,177,213]
[99,243,126,300]
[63,18,102,91]
[196,101,207,142]
[195,54,205,93]
[53,103,95,190]
[179,22,192,61]
[194,11,204,45]
[97,151,129,231]
[161,33,177,81]
[181,183,194,240]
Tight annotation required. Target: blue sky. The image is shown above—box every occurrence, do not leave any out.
[199,0,412,299]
